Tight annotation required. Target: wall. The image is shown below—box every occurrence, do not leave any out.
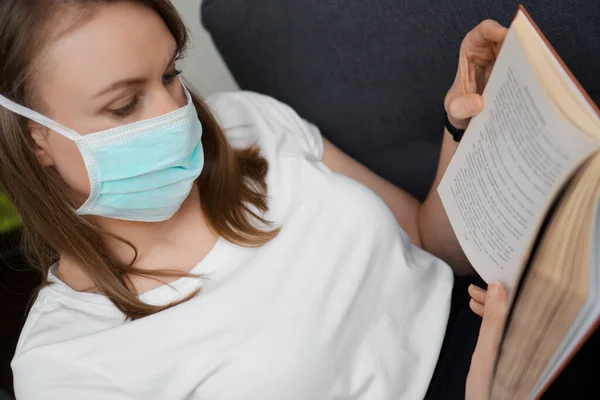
[171,0,239,96]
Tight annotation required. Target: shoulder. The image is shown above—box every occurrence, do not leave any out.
[12,351,131,400]
[11,286,129,399]
[205,91,324,161]
[205,91,302,130]
[13,283,122,358]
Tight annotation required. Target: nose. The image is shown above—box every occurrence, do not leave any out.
[152,82,185,117]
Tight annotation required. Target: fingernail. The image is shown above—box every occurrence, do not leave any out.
[469,284,482,293]
[487,284,500,301]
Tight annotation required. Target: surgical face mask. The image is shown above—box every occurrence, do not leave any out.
[0,84,204,222]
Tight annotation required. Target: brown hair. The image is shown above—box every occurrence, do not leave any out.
[0,0,278,319]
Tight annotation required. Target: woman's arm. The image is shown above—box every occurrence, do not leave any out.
[418,128,470,273]
[323,20,507,275]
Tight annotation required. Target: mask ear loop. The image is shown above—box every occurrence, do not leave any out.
[0,93,81,141]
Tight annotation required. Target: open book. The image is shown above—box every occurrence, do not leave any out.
[438,5,600,400]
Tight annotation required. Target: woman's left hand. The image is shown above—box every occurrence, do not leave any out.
[445,20,508,130]
[465,283,509,400]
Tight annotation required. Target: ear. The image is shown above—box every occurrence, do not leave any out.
[29,122,55,167]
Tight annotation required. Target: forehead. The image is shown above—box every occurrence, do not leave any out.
[36,2,177,99]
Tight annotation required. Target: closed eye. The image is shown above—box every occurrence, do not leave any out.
[163,69,183,85]
[110,96,140,118]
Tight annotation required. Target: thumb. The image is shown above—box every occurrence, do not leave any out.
[474,283,509,364]
[447,93,484,127]
[467,284,508,400]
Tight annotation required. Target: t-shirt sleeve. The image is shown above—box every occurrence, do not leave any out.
[205,91,325,161]
[12,354,132,400]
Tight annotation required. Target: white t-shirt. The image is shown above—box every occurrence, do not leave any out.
[12,92,453,400]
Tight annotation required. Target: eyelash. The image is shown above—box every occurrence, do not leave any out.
[111,68,183,118]
[163,68,182,85]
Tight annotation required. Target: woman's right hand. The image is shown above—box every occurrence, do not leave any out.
[445,20,508,130]
[465,283,509,400]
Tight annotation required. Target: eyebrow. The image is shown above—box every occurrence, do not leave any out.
[93,48,180,99]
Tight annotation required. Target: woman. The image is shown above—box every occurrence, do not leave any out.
[0,0,508,399]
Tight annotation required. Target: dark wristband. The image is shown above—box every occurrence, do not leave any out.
[444,112,466,142]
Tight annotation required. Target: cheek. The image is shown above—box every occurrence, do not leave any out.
[46,131,91,200]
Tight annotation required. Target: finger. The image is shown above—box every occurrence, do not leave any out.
[469,299,485,317]
[467,19,509,48]
[479,19,509,43]
[447,93,484,121]
[474,283,509,355]
[468,284,487,304]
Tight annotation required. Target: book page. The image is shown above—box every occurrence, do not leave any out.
[532,200,600,397]
[438,27,599,295]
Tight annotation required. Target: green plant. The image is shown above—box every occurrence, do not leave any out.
[0,191,22,233]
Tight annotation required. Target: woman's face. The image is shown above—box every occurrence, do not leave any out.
[32,1,186,204]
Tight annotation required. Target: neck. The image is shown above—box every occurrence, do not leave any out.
[92,185,206,261]
[58,184,217,292]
